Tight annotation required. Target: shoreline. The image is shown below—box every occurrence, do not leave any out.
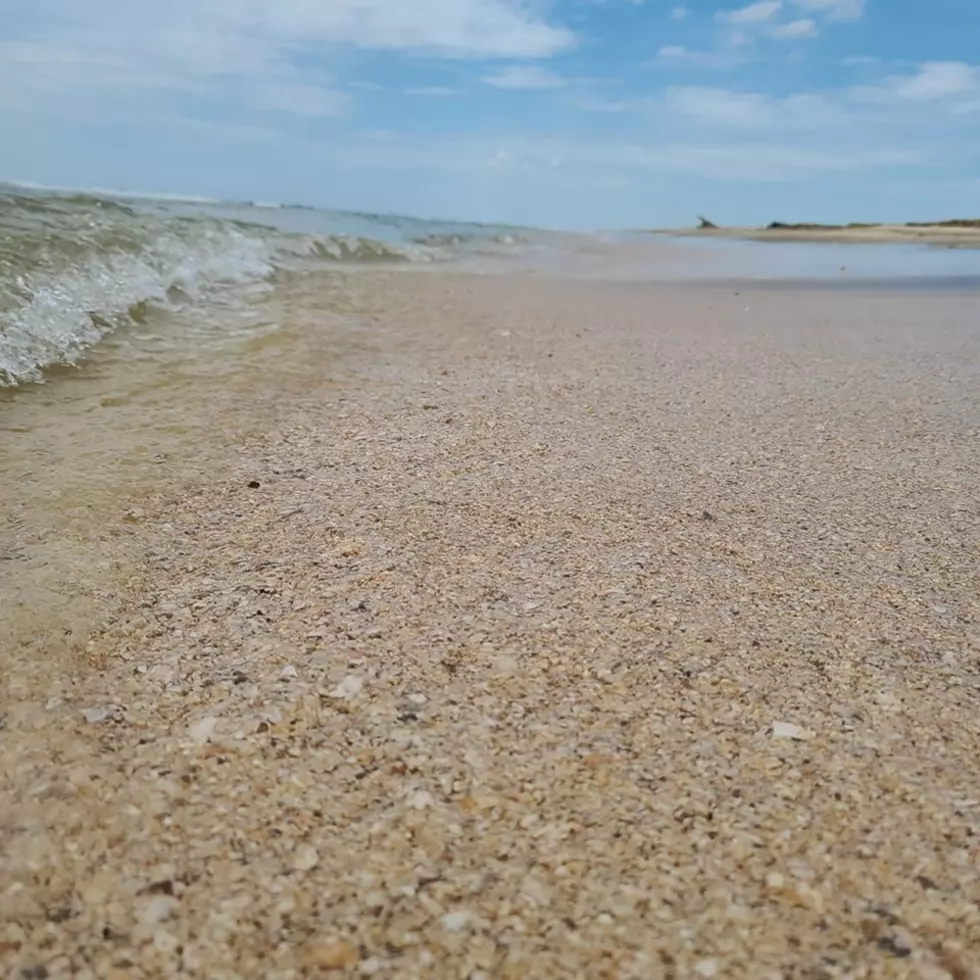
[2,272,979,977]
[655,223,980,249]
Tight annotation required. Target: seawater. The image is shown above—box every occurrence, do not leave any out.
[0,183,530,386]
[3,182,980,387]
[1,185,978,658]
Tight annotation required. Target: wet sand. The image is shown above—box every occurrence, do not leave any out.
[2,271,980,978]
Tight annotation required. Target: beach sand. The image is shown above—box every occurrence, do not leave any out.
[2,271,980,979]
[664,224,980,249]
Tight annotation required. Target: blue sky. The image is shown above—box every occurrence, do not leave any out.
[2,0,979,228]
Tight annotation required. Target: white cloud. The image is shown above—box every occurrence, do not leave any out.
[575,97,630,112]
[3,0,575,118]
[844,61,980,113]
[893,62,978,102]
[667,86,775,127]
[483,65,565,89]
[406,86,458,96]
[667,85,849,130]
[670,5,691,18]
[259,0,574,57]
[791,0,864,21]
[354,133,924,183]
[717,1,782,24]
[358,129,398,141]
[769,18,819,38]
[252,82,351,117]
[657,45,746,68]
[726,30,756,48]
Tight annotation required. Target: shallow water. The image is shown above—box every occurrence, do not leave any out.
[2,184,979,654]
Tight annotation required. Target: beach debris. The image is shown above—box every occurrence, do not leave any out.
[697,215,718,229]
[247,480,261,489]
[280,665,298,679]
[772,721,811,741]
[695,960,720,977]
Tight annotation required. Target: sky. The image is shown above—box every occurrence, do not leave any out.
[1,0,979,229]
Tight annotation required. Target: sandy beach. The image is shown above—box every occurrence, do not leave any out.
[662,224,980,249]
[3,270,980,979]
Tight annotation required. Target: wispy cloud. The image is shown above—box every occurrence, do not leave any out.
[252,82,352,117]
[657,45,746,68]
[340,132,924,184]
[574,97,631,112]
[845,61,980,112]
[666,85,849,130]
[667,86,776,127]
[2,0,576,119]
[406,86,458,96]
[483,65,565,89]
[717,1,782,25]
[768,18,819,39]
[892,62,978,102]
[791,0,864,21]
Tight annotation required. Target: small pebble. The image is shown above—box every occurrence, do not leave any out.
[141,896,179,924]
[409,790,434,810]
[188,716,217,744]
[293,844,319,872]
[301,940,360,971]
[328,676,364,700]
[772,721,810,741]
[441,910,471,932]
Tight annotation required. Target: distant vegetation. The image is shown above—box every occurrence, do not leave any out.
[691,217,980,231]
[765,221,882,231]
[905,219,980,228]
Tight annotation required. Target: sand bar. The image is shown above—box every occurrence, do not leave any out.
[660,223,980,249]
[2,271,980,978]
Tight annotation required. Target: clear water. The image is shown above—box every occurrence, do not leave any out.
[2,181,978,386]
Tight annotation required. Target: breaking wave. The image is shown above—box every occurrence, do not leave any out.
[0,184,525,385]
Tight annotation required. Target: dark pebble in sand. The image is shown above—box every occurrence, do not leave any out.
[247,480,261,489]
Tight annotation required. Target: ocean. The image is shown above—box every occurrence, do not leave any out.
[0,183,538,387]
[4,182,979,388]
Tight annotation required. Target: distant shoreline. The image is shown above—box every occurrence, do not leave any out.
[651,220,980,249]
